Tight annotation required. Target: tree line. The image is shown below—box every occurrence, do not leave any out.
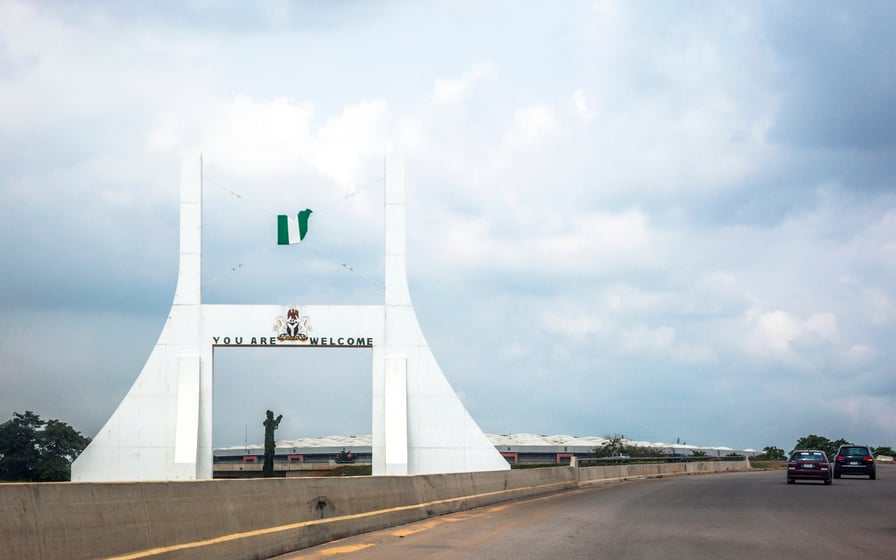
[2,408,282,482]
[754,435,895,461]
[0,411,91,482]
[593,433,895,462]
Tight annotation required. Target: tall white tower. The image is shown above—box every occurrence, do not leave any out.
[71,154,509,481]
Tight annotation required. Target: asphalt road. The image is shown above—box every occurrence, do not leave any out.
[273,465,896,560]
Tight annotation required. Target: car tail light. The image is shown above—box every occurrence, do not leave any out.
[864,456,874,463]
[820,463,829,469]
[835,455,844,462]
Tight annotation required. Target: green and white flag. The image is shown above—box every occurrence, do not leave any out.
[277,209,313,245]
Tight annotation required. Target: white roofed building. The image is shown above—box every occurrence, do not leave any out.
[213,434,756,477]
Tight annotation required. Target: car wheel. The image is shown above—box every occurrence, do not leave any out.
[834,472,841,479]
[824,478,832,485]
[870,472,876,480]
[787,478,794,484]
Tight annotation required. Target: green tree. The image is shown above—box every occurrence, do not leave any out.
[792,434,850,458]
[593,435,657,458]
[594,434,627,458]
[0,411,43,481]
[872,446,895,457]
[830,438,850,454]
[755,446,786,461]
[36,419,92,481]
[626,445,656,458]
[262,410,282,478]
[0,411,90,482]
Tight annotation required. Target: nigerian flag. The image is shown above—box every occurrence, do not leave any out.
[277,209,313,245]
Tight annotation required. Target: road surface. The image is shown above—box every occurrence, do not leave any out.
[273,465,896,559]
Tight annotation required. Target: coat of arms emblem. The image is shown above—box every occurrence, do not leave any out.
[273,307,312,341]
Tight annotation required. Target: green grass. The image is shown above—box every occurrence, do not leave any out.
[749,460,786,470]
[324,465,372,476]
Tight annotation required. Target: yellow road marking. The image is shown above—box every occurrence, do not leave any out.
[388,497,521,538]
[390,518,442,537]
[318,544,375,556]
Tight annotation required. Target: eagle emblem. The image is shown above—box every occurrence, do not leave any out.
[273,307,311,341]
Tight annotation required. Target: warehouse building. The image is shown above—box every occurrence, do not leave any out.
[213,434,756,477]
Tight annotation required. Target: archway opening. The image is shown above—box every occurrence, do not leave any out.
[212,346,372,451]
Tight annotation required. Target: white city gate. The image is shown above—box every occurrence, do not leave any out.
[71,154,509,481]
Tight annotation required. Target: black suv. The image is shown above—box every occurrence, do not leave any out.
[833,444,876,479]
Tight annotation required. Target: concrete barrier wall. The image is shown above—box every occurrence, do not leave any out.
[0,460,749,560]
[575,459,750,485]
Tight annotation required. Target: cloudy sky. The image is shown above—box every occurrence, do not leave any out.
[1,1,894,452]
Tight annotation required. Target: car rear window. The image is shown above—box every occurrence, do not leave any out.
[793,452,825,461]
[840,447,869,455]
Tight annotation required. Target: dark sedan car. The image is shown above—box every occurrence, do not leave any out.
[833,445,876,479]
[787,450,832,484]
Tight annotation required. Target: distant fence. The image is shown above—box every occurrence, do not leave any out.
[573,455,748,467]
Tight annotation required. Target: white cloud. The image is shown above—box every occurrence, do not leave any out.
[806,312,837,341]
[499,104,561,156]
[542,308,611,340]
[430,62,496,105]
[845,344,874,366]
[144,94,392,191]
[837,395,896,439]
[697,271,741,296]
[145,112,183,152]
[743,307,840,360]
[571,89,597,121]
[619,324,676,353]
[617,324,716,364]
[426,207,651,275]
[754,310,803,355]
[3,1,896,453]
[199,95,317,177]
[311,99,391,186]
[606,284,661,313]
[861,288,894,326]
[532,209,650,268]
